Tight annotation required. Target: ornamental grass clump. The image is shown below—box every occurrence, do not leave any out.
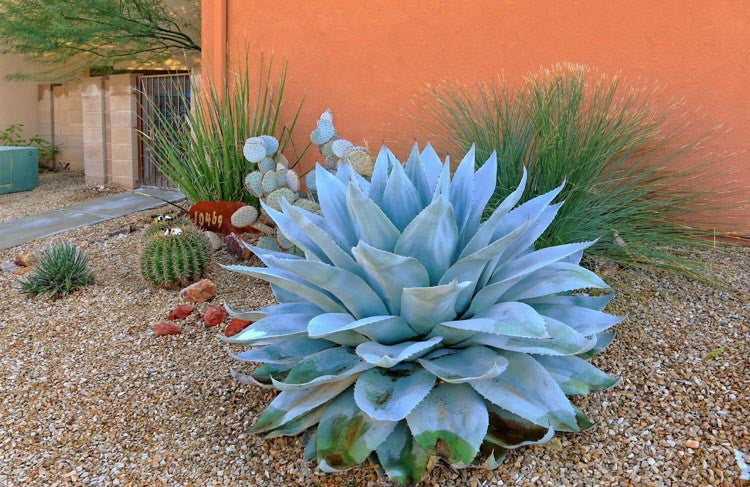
[421,64,735,282]
[20,242,93,298]
[224,144,621,484]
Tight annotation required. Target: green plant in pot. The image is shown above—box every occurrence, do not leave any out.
[223,143,620,484]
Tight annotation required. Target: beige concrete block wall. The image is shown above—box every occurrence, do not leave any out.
[51,81,84,170]
[81,77,107,186]
[107,74,139,189]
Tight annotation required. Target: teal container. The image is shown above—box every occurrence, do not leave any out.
[0,146,39,194]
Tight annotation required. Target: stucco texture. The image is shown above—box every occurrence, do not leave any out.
[0,54,40,140]
[203,0,749,230]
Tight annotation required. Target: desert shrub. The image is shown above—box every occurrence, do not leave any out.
[224,145,619,484]
[19,242,93,298]
[420,64,733,281]
[0,123,61,169]
[139,54,306,205]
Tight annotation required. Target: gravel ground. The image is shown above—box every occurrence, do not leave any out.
[0,172,122,224]
[0,210,747,486]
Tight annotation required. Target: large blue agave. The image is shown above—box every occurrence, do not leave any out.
[224,144,621,484]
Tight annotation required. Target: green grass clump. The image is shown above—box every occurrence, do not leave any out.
[420,64,738,282]
[19,242,94,298]
[139,52,306,205]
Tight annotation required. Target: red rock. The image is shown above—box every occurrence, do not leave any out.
[224,233,252,260]
[180,279,216,303]
[154,321,182,336]
[168,304,195,320]
[12,267,33,275]
[15,251,38,267]
[202,305,229,327]
[225,318,253,337]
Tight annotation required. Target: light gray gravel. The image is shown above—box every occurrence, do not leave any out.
[0,209,747,486]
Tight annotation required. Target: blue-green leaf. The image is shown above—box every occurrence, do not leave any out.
[441,301,548,339]
[352,242,429,315]
[501,262,609,301]
[308,313,417,346]
[354,364,436,421]
[315,164,358,250]
[400,280,471,335]
[485,402,554,448]
[406,382,488,466]
[356,336,443,368]
[395,197,458,284]
[271,347,371,391]
[418,346,508,383]
[376,421,430,486]
[382,160,423,230]
[316,389,397,471]
[534,355,618,395]
[346,184,401,252]
[233,337,335,364]
[469,351,578,431]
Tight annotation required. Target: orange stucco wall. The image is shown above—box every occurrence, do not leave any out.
[202,0,749,231]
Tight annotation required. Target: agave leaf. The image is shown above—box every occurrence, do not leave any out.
[441,301,548,339]
[418,346,508,383]
[406,382,488,466]
[458,151,498,250]
[233,337,335,364]
[346,184,401,252]
[430,158,451,201]
[404,142,431,206]
[448,145,476,236]
[469,351,579,431]
[335,160,356,184]
[315,164,358,250]
[222,312,316,345]
[400,280,471,335]
[500,262,609,301]
[230,367,277,389]
[420,143,443,193]
[265,403,327,438]
[225,301,321,322]
[354,364,436,421]
[316,389,397,471]
[530,303,622,336]
[225,265,346,314]
[352,242,430,315]
[251,377,357,433]
[376,422,431,485]
[267,257,388,319]
[394,197,458,284]
[523,293,613,312]
[467,317,595,356]
[491,182,564,242]
[490,241,595,286]
[480,445,507,470]
[279,199,363,277]
[497,202,563,263]
[369,146,396,205]
[534,355,618,395]
[224,301,269,322]
[577,332,616,358]
[382,160,423,230]
[485,402,554,448]
[459,168,528,259]
[271,347,371,391]
[306,313,369,346]
[261,201,325,262]
[308,313,417,346]
[356,336,443,368]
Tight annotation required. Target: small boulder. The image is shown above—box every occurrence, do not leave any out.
[15,251,38,267]
[224,233,252,260]
[154,321,182,336]
[12,267,33,276]
[225,318,253,337]
[180,279,216,303]
[0,261,23,274]
[168,304,195,320]
[204,231,223,251]
[202,305,229,327]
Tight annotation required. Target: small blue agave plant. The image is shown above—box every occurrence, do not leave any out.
[224,144,621,485]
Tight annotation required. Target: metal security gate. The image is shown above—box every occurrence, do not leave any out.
[138,73,191,188]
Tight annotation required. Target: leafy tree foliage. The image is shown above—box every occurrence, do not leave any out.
[0,0,200,79]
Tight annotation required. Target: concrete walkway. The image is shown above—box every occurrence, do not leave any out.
[0,187,184,250]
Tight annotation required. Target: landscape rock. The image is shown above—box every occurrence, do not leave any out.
[202,305,229,327]
[0,261,23,273]
[686,439,700,449]
[14,251,38,267]
[224,233,252,260]
[180,279,216,303]
[204,231,223,251]
[168,304,195,320]
[154,321,182,336]
[225,318,253,337]
[12,267,33,276]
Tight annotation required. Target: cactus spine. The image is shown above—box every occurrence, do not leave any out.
[140,224,212,288]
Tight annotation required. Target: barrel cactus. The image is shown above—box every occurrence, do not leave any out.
[141,223,212,288]
[224,143,620,484]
